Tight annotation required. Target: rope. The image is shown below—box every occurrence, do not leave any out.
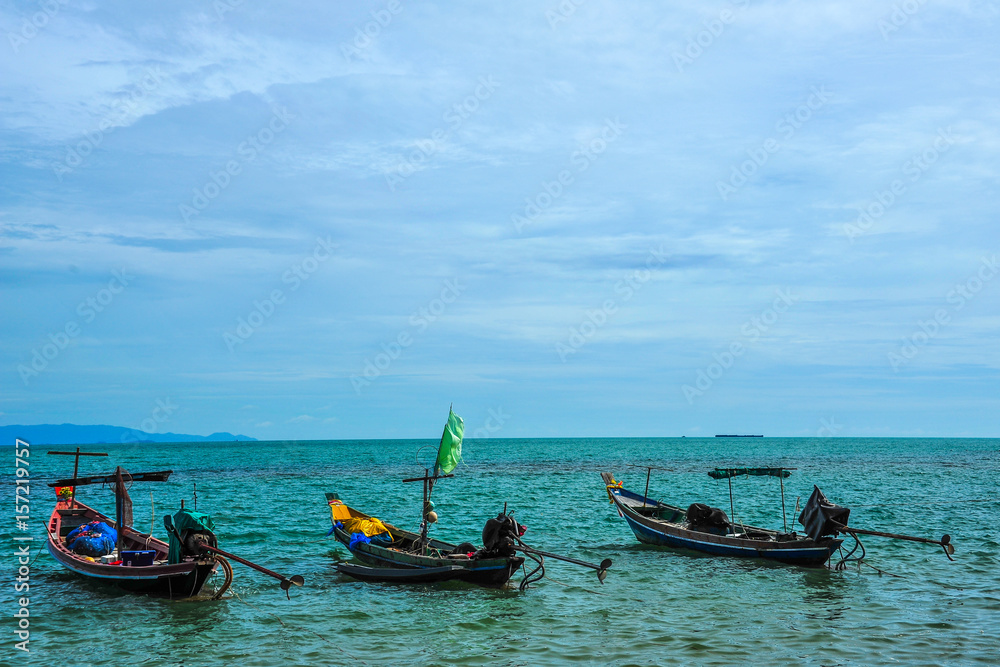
[835,532,866,571]
[605,481,623,503]
[27,543,46,567]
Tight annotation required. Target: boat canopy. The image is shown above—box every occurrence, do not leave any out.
[708,467,791,480]
[47,470,173,487]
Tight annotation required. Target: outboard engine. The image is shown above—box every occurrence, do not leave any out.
[480,513,524,558]
[164,509,218,564]
[183,529,217,557]
[687,503,730,530]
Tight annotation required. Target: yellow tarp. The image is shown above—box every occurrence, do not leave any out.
[340,516,392,539]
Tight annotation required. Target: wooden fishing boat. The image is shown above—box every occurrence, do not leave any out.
[328,407,611,589]
[602,470,843,566]
[46,495,220,598]
[327,494,525,587]
[45,448,304,599]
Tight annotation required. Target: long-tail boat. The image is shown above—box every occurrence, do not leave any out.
[46,448,304,599]
[329,407,611,587]
[327,493,526,586]
[602,468,954,568]
[45,449,221,598]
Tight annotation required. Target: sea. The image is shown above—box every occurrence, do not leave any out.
[6,437,999,666]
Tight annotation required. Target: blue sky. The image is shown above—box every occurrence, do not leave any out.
[2,1,998,439]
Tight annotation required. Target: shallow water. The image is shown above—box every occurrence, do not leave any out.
[7,438,999,665]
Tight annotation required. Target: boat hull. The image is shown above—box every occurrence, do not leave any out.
[336,563,468,583]
[603,473,841,567]
[329,502,523,587]
[47,501,218,599]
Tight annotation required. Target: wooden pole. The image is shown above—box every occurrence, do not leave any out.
[114,467,125,555]
[198,543,304,591]
[840,525,953,549]
[728,477,735,521]
[780,475,787,532]
[421,469,429,555]
[72,447,81,503]
[514,546,613,582]
[643,466,652,508]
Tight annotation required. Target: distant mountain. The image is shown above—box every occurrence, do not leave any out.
[0,423,257,446]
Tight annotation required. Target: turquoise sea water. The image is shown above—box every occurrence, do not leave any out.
[6,437,999,666]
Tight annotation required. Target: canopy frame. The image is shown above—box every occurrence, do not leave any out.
[707,467,797,532]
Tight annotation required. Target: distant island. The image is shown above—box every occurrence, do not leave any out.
[715,434,764,438]
[0,423,257,446]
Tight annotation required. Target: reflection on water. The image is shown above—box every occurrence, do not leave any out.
[800,566,851,621]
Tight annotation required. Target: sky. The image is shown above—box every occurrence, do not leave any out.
[1,1,998,440]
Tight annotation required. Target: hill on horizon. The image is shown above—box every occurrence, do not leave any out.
[0,423,257,446]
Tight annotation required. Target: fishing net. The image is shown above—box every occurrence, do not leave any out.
[67,521,118,557]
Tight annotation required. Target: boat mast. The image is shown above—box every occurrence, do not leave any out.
[780,475,787,532]
[402,469,454,556]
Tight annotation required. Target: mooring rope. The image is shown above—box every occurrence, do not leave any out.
[27,542,46,567]
[832,552,965,590]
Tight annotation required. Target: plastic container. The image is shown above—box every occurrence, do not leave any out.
[121,550,156,566]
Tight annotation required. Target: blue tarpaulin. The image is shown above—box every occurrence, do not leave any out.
[67,521,117,557]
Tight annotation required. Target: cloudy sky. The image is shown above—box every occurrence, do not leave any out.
[2,1,997,439]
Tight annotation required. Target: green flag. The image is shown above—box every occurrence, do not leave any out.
[434,407,464,476]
